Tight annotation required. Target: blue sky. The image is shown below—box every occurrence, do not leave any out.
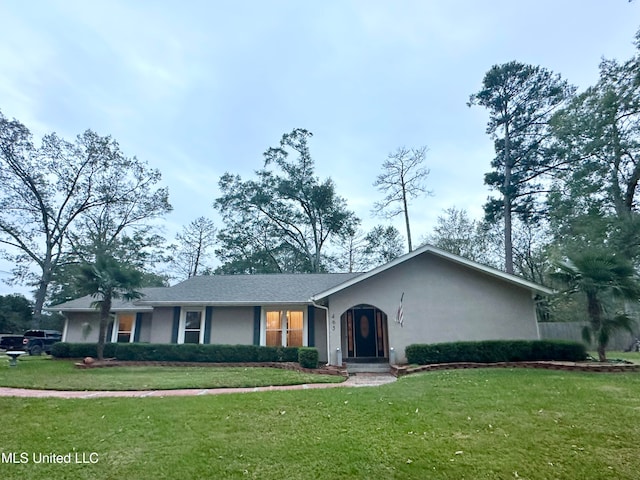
[0,0,639,294]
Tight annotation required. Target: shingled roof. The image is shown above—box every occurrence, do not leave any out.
[46,287,166,312]
[136,273,360,306]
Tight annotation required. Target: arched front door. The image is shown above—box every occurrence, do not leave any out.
[341,305,388,359]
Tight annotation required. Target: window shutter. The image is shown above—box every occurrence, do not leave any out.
[204,307,213,344]
[307,305,315,347]
[133,313,142,342]
[171,307,180,343]
[253,306,261,345]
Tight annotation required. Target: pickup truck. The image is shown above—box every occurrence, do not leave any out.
[0,334,24,351]
[21,330,62,355]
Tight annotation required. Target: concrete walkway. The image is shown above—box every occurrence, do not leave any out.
[0,373,397,399]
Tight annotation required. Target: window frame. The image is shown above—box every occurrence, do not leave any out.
[178,308,205,344]
[110,312,137,343]
[260,306,307,348]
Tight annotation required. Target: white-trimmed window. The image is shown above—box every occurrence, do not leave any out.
[263,308,306,347]
[179,308,205,344]
[111,313,137,343]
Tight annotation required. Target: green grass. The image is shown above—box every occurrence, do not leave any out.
[0,355,344,390]
[598,351,640,364]
[1,368,639,479]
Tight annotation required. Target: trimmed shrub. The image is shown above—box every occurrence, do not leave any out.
[51,343,117,359]
[50,342,69,358]
[405,340,587,365]
[50,342,300,363]
[298,347,319,369]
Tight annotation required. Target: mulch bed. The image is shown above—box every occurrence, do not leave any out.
[74,358,639,378]
[391,361,640,376]
[74,359,348,377]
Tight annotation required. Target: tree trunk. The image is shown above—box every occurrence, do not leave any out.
[503,123,514,274]
[96,296,112,360]
[32,263,53,328]
[597,343,607,363]
[32,279,48,328]
[503,190,513,274]
[402,186,413,252]
[587,292,606,362]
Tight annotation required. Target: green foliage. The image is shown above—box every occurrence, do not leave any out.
[0,294,33,333]
[548,33,640,267]
[551,249,640,361]
[50,233,169,306]
[469,62,575,273]
[405,340,587,365]
[0,110,171,323]
[362,225,405,265]
[331,224,404,273]
[214,128,358,273]
[74,253,144,359]
[51,342,300,363]
[424,206,503,267]
[298,347,319,369]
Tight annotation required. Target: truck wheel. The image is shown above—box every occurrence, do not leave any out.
[29,344,43,356]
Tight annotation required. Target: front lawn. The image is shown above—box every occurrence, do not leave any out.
[0,355,343,390]
[598,351,640,364]
[1,368,639,479]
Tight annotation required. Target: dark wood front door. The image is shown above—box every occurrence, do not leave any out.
[343,306,388,359]
[354,309,377,357]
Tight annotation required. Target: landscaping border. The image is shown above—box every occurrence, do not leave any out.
[74,359,348,377]
[74,358,640,378]
[391,361,640,376]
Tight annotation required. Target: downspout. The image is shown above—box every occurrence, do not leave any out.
[533,292,541,340]
[311,299,332,366]
[60,312,68,343]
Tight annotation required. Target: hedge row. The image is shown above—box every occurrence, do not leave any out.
[405,340,587,365]
[51,342,300,363]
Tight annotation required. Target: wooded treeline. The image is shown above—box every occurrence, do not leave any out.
[1,29,640,341]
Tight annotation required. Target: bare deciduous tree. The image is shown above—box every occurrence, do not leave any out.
[372,146,432,252]
[169,217,217,279]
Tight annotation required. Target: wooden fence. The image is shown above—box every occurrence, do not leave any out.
[538,322,639,352]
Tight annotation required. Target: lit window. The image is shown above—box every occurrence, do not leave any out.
[287,311,303,347]
[264,309,305,347]
[266,311,283,346]
[113,314,136,343]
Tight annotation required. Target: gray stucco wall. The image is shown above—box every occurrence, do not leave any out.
[64,311,155,344]
[326,252,539,364]
[211,306,254,345]
[137,312,153,343]
[148,307,175,343]
[312,307,328,363]
[64,312,101,343]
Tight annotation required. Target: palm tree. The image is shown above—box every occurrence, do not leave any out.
[76,253,143,360]
[551,250,640,362]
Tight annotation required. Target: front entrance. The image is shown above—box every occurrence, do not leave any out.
[341,305,388,359]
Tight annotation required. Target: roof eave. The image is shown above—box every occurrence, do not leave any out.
[135,300,314,307]
[44,306,154,313]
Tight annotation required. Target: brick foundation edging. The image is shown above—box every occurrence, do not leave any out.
[390,361,640,377]
[74,359,349,377]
